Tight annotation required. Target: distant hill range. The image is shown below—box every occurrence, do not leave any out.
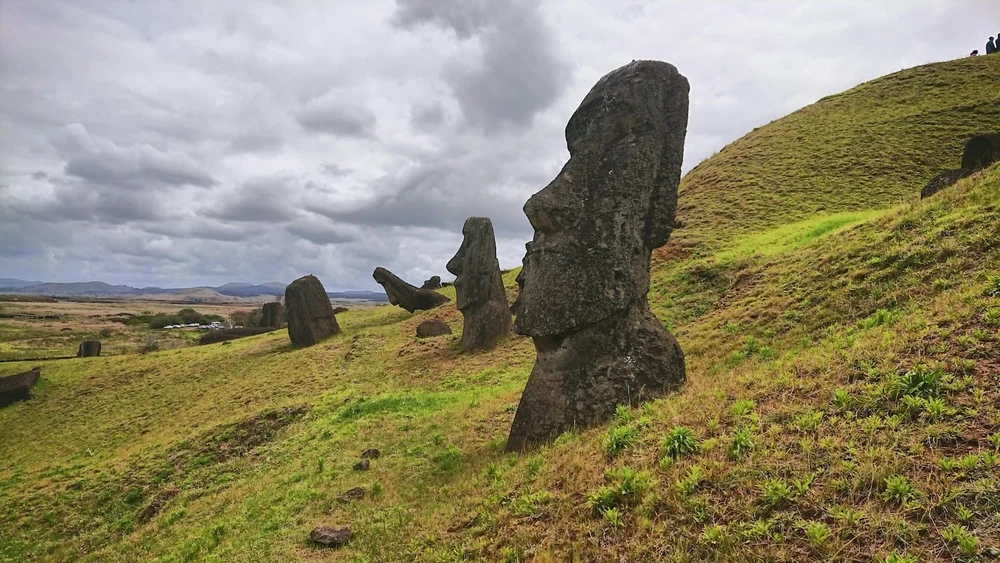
[0,279,388,303]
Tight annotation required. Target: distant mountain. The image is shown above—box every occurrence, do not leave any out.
[0,278,42,289]
[0,279,388,302]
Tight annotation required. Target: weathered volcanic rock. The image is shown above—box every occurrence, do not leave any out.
[372,267,450,313]
[77,340,102,357]
[960,133,1000,170]
[337,487,366,503]
[352,459,370,471]
[259,302,284,328]
[285,275,340,347]
[310,526,351,547]
[199,327,276,345]
[446,217,512,352]
[0,368,40,408]
[922,133,1000,198]
[416,319,452,338]
[506,60,688,451]
[360,448,381,459]
[921,168,973,198]
[420,275,443,290]
[333,306,349,315]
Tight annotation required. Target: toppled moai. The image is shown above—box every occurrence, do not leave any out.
[446,217,512,352]
[284,275,340,347]
[0,368,41,408]
[921,133,1000,198]
[506,60,688,452]
[77,340,102,357]
[420,276,442,290]
[372,267,450,313]
[258,302,284,329]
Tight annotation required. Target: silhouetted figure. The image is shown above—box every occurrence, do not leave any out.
[987,37,997,55]
[970,50,979,57]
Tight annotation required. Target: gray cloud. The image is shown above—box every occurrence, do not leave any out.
[2,0,997,290]
[295,94,377,137]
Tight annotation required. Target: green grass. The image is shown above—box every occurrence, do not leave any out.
[2,57,1000,561]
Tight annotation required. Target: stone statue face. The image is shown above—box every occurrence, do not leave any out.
[513,60,689,338]
[447,217,498,310]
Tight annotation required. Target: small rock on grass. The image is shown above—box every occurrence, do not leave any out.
[310,526,351,547]
[352,459,370,471]
[360,448,381,459]
[337,487,366,503]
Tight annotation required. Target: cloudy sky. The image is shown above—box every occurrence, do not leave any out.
[1,1,996,290]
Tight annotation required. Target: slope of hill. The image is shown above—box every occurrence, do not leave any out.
[674,55,1000,250]
[1,58,999,562]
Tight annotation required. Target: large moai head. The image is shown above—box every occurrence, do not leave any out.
[447,217,504,311]
[513,60,689,338]
[285,274,340,347]
[372,267,450,313]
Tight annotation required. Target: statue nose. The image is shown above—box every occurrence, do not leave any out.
[524,186,568,235]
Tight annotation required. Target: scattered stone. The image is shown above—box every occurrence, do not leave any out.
[137,485,180,523]
[352,459,370,471]
[199,327,276,345]
[416,319,452,338]
[360,448,381,460]
[310,526,351,548]
[60,327,73,332]
[285,275,341,347]
[0,367,40,408]
[258,302,284,329]
[77,340,102,357]
[506,60,688,452]
[446,217,512,352]
[922,132,1000,198]
[372,267,450,313]
[420,275,442,290]
[337,487,366,503]
[333,306,349,314]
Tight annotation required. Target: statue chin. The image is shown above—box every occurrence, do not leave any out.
[506,302,685,452]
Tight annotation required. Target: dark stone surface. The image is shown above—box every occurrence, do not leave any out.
[922,133,1000,198]
[0,368,40,408]
[352,458,370,471]
[446,217,512,352]
[199,327,276,345]
[960,133,1000,170]
[310,526,351,547]
[421,275,442,290]
[333,306,349,314]
[77,340,102,357]
[372,267,450,313]
[258,302,284,328]
[921,168,973,198]
[285,275,341,347]
[360,448,381,459]
[416,319,452,338]
[506,60,688,452]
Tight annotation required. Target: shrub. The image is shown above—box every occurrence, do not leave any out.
[433,446,461,472]
[882,475,916,505]
[674,465,705,498]
[661,427,699,462]
[941,524,978,557]
[731,399,756,418]
[727,427,754,460]
[892,365,943,399]
[802,521,830,548]
[760,479,793,508]
[832,388,851,410]
[984,275,1000,298]
[603,425,641,458]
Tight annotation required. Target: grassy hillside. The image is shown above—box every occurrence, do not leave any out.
[2,58,1000,562]
[675,54,1000,250]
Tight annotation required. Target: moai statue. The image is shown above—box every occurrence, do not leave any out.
[372,267,450,313]
[285,275,340,347]
[446,217,512,352]
[506,60,688,451]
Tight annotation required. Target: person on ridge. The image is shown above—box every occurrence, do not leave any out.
[970,49,979,57]
[987,36,997,55]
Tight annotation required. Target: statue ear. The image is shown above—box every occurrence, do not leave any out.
[646,159,681,249]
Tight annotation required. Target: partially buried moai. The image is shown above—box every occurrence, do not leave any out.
[259,301,284,329]
[285,274,340,347]
[505,60,688,452]
[446,217,512,352]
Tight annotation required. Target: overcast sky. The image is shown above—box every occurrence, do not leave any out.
[1,1,996,290]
